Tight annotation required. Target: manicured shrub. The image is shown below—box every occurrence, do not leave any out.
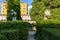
[35,28,60,40]
[36,20,60,28]
[0,21,29,29]
[35,20,60,40]
[0,29,20,40]
[0,21,29,40]
[0,34,8,40]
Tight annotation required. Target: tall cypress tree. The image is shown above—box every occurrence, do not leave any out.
[7,0,21,21]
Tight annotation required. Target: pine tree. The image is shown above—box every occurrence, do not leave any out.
[30,0,60,21]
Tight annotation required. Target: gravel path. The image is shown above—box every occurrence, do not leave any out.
[28,31,36,40]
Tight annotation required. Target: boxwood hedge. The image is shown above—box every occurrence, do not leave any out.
[36,20,60,28]
[35,20,60,40]
[35,28,60,40]
[0,21,29,40]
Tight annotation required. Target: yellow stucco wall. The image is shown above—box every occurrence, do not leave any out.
[1,2,27,16]
[20,2,27,16]
[2,2,7,15]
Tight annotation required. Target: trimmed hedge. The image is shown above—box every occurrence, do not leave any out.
[36,20,60,28]
[35,20,60,40]
[0,21,29,29]
[35,28,60,40]
[0,29,20,40]
[0,21,29,40]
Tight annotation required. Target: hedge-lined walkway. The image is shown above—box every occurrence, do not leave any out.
[28,28,36,40]
[28,31,35,40]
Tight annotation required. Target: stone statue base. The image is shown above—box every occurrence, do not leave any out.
[12,17,16,21]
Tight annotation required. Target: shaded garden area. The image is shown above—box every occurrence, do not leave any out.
[0,21,29,40]
[35,20,60,40]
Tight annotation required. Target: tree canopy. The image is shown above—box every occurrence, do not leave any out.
[30,0,60,21]
[7,0,21,20]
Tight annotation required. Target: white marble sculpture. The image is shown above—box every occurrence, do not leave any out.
[44,9,50,20]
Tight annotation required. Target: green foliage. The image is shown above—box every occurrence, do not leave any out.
[7,0,21,20]
[35,20,60,40]
[0,21,29,40]
[0,21,29,29]
[30,0,60,21]
[35,28,60,40]
[36,20,60,28]
[0,29,20,40]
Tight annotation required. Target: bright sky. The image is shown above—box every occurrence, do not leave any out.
[0,0,6,3]
[0,0,33,13]
[20,0,33,13]
[20,0,33,6]
[0,0,33,6]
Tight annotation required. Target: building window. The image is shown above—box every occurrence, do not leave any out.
[3,11,4,12]
[23,8,25,9]
[28,19,29,21]
[4,19,6,22]
[1,19,3,22]
[25,19,26,21]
